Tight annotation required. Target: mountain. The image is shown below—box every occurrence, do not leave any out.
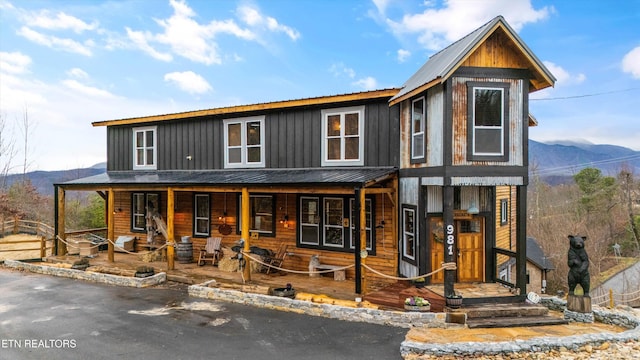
[529,140,640,184]
[3,163,106,196]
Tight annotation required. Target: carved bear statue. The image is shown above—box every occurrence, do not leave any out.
[567,235,590,296]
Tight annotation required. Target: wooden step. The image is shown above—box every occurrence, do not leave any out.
[462,303,549,319]
[466,315,569,328]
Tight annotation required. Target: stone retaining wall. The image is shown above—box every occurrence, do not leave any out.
[2,260,166,288]
[188,283,447,328]
[401,296,640,357]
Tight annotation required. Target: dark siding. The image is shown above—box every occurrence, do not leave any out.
[106,98,400,171]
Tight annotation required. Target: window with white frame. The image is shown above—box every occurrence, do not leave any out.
[133,126,157,170]
[131,192,160,232]
[349,198,372,251]
[467,82,509,161]
[411,97,425,160]
[500,198,509,226]
[298,195,376,254]
[321,106,365,166]
[194,194,210,237]
[224,116,265,168]
[402,205,416,262]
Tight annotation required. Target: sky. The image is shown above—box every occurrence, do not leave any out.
[1,0,639,172]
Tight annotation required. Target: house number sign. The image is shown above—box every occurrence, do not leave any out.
[446,224,455,256]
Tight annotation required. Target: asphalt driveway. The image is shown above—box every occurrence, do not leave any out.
[0,269,406,360]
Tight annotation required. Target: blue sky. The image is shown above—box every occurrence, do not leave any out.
[1,0,639,171]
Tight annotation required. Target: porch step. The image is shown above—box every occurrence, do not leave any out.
[466,315,569,328]
[365,282,445,312]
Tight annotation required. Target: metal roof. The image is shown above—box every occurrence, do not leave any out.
[57,167,397,188]
[390,15,556,104]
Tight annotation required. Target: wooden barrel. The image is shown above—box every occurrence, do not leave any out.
[176,242,193,263]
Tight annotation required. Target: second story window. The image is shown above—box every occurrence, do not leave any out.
[467,82,509,161]
[133,126,157,170]
[224,116,265,168]
[321,106,365,166]
[411,97,425,161]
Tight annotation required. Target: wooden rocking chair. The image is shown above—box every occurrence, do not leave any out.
[198,237,222,266]
[266,243,288,274]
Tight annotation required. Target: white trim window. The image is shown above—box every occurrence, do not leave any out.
[323,198,344,247]
[321,106,365,166]
[224,116,265,168]
[194,194,210,236]
[411,97,425,160]
[472,86,505,156]
[133,126,157,170]
[402,207,416,261]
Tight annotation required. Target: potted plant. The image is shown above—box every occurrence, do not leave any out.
[411,277,426,288]
[446,294,463,309]
[404,296,430,312]
[135,265,155,278]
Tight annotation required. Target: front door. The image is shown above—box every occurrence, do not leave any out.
[456,218,484,282]
[429,218,445,283]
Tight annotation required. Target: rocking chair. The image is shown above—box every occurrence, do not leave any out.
[198,237,222,266]
[266,243,289,274]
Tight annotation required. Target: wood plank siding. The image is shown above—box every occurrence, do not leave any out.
[107,101,399,172]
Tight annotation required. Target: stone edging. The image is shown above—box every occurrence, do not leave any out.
[400,296,640,357]
[2,260,166,288]
[188,283,446,328]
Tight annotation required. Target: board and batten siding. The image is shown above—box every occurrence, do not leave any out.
[450,76,525,167]
[107,101,399,171]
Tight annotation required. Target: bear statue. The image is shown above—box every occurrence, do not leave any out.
[567,235,590,296]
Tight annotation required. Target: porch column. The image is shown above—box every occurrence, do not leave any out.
[167,187,175,270]
[55,186,67,256]
[107,188,115,262]
[241,187,251,281]
[354,187,365,294]
[443,185,456,297]
[515,185,527,296]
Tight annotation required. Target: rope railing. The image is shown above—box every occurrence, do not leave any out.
[362,262,457,281]
[55,235,174,255]
[241,251,354,275]
[592,287,640,307]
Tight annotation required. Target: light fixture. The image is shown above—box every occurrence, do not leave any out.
[467,202,479,215]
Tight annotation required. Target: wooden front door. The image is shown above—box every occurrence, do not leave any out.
[429,218,445,284]
[456,218,484,282]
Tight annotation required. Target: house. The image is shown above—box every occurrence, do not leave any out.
[54,16,554,301]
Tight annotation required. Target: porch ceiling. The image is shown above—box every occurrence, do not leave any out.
[56,167,397,190]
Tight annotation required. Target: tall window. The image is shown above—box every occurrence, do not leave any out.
[349,198,372,250]
[298,195,376,254]
[131,192,160,232]
[411,97,425,160]
[321,106,365,166]
[133,126,157,170]
[467,82,509,161]
[402,206,416,262]
[224,116,265,168]
[238,194,275,236]
[194,194,210,237]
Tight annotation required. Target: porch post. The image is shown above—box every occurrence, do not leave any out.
[56,186,67,256]
[107,188,115,262]
[443,185,456,297]
[354,187,363,294]
[241,187,251,281]
[515,185,527,296]
[167,187,175,270]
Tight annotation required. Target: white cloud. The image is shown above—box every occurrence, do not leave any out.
[237,5,300,41]
[0,51,32,74]
[329,62,355,79]
[23,9,99,33]
[17,26,93,56]
[542,61,586,85]
[353,76,378,91]
[622,46,640,79]
[66,68,89,79]
[397,49,410,63]
[164,71,212,94]
[61,79,117,99]
[382,0,553,51]
[126,27,173,62]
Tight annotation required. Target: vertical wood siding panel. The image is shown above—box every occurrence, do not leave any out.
[287,112,296,168]
[293,111,304,168]
[303,110,313,167]
[366,103,379,166]
[311,111,321,167]
[427,85,444,167]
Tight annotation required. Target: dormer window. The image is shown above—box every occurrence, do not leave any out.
[321,106,365,166]
[467,82,509,161]
[133,126,157,170]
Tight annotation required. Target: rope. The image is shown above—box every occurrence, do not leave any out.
[240,251,355,275]
[55,235,173,255]
[361,262,457,281]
